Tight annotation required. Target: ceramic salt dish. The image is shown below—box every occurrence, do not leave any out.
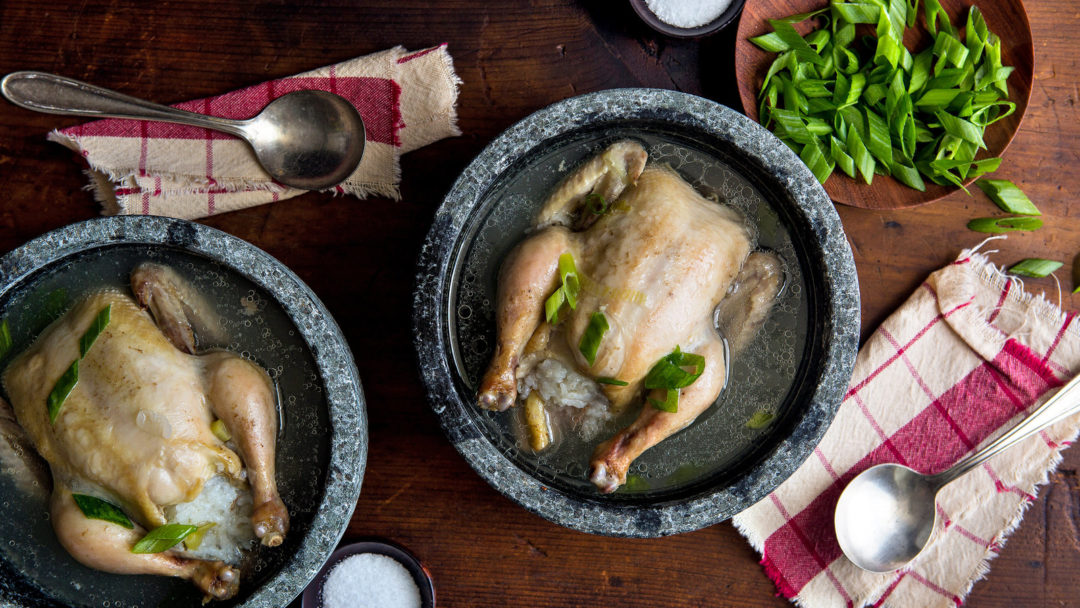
[629,0,747,38]
[413,89,859,537]
[302,539,435,608]
[0,216,367,607]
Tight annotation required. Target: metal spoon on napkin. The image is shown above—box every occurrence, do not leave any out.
[835,370,1080,573]
[1,71,365,190]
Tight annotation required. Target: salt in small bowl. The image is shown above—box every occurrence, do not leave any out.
[301,539,435,608]
[629,0,747,38]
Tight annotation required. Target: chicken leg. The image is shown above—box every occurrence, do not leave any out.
[51,485,239,601]
[589,336,728,493]
[206,354,289,547]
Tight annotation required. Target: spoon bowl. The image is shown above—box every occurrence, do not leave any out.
[0,71,365,190]
[834,463,939,572]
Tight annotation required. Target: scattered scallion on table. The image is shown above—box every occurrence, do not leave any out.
[966,216,1042,233]
[1007,258,1062,278]
[751,0,1014,191]
[72,494,133,529]
[131,523,198,554]
[976,178,1040,215]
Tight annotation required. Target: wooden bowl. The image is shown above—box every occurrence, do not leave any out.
[734,0,1034,209]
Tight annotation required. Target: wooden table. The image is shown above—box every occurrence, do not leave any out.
[1,1,1078,606]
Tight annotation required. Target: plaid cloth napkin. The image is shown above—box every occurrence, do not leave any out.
[733,246,1080,607]
[49,45,461,219]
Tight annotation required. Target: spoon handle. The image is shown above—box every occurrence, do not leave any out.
[935,371,1080,486]
[0,71,247,138]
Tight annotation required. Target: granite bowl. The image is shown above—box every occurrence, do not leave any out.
[0,216,367,606]
[414,89,859,537]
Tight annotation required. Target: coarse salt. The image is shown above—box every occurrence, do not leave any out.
[322,553,422,608]
[644,0,734,29]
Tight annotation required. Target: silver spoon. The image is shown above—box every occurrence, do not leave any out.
[835,370,1080,573]
[0,71,365,190]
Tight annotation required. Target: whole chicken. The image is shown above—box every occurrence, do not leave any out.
[477,140,783,493]
[1,263,288,601]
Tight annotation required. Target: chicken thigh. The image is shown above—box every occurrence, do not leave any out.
[477,141,783,493]
[1,263,288,601]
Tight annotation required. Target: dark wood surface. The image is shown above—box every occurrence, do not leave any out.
[735,0,1034,209]
[0,1,1078,606]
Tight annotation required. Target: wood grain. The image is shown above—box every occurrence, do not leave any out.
[0,1,1077,607]
[734,0,1034,209]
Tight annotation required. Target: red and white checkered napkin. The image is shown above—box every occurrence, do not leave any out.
[733,248,1080,607]
[48,45,461,220]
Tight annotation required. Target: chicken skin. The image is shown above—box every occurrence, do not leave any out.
[1,263,288,601]
[477,141,782,493]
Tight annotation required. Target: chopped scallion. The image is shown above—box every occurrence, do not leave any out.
[0,319,11,361]
[79,305,111,357]
[585,192,609,215]
[131,523,198,554]
[47,359,79,424]
[595,376,629,386]
[746,410,777,429]
[648,389,680,413]
[72,494,133,529]
[1007,258,1062,278]
[966,217,1042,233]
[544,252,581,323]
[578,311,609,366]
[975,179,1040,215]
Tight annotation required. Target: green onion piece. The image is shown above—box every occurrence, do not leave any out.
[47,359,79,424]
[544,287,565,324]
[72,494,133,529]
[975,179,1040,215]
[558,253,580,309]
[622,474,651,492]
[746,410,777,429]
[1007,258,1062,278]
[595,376,629,386]
[0,319,11,361]
[578,311,609,367]
[585,192,609,215]
[79,305,111,358]
[131,523,198,554]
[183,522,217,551]
[649,389,680,413]
[966,217,1043,233]
[801,141,834,184]
[644,346,706,391]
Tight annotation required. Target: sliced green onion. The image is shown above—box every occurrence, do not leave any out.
[544,252,580,324]
[649,388,680,413]
[644,346,706,391]
[79,305,111,358]
[578,311,609,367]
[585,192,609,215]
[595,376,629,386]
[746,410,777,429]
[47,359,79,424]
[183,522,217,551]
[966,217,1043,233]
[1007,258,1062,278]
[975,179,1040,215]
[1072,254,1080,294]
[0,319,11,361]
[72,494,133,529]
[131,523,198,554]
[544,289,565,324]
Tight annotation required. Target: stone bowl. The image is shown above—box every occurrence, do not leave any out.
[0,216,366,606]
[414,89,859,537]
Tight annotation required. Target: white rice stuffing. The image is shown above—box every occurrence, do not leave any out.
[518,358,612,440]
[166,475,255,565]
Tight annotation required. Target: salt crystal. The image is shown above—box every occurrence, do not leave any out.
[322,553,422,608]
[644,0,734,29]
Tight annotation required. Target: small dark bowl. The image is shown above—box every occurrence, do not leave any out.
[629,0,747,38]
[301,539,435,608]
